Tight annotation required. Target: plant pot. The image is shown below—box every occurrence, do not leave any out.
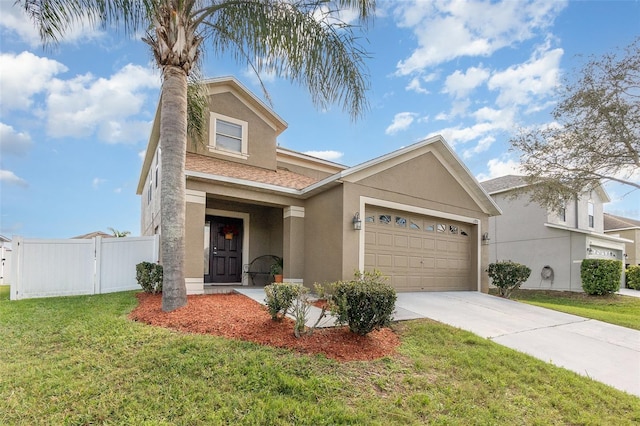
[273,274,283,283]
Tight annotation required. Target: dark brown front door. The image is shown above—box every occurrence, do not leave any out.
[205,216,243,284]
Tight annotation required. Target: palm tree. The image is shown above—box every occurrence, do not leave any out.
[107,227,131,238]
[18,0,373,312]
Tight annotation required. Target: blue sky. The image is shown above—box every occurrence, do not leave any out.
[1,0,639,239]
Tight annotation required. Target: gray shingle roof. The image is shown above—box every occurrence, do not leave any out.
[604,213,640,231]
[479,175,527,194]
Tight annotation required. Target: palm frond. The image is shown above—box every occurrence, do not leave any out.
[201,0,372,120]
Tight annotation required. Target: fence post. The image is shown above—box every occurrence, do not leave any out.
[11,236,23,301]
[94,236,101,295]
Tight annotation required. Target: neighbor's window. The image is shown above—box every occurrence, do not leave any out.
[210,113,248,156]
[558,205,566,222]
[588,201,594,228]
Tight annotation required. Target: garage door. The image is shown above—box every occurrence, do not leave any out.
[364,207,473,291]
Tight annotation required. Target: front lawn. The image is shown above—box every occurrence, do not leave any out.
[505,289,640,331]
[1,291,638,424]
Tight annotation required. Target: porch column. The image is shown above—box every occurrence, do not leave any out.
[283,206,305,283]
[185,189,206,295]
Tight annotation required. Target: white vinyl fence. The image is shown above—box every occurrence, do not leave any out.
[10,235,159,300]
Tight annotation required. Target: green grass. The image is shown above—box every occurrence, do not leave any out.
[0,284,9,300]
[505,289,640,331]
[1,289,638,425]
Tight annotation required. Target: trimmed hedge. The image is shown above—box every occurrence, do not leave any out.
[332,271,396,336]
[581,259,622,295]
[487,260,531,298]
[136,262,163,294]
[626,265,640,290]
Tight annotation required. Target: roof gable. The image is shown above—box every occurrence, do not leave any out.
[308,135,501,215]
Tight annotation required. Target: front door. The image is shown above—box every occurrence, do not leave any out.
[204,215,243,284]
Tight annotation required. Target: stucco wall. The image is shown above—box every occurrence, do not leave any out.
[303,186,344,286]
[189,91,278,171]
[606,229,639,266]
[140,146,161,237]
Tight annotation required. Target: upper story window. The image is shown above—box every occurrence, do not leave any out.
[154,150,160,189]
[209,112,248,158]
[558,206,566,223]
[588,200,594,228]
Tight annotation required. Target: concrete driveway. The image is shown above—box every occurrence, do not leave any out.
[237,288,640,397]
[395,291,640,398]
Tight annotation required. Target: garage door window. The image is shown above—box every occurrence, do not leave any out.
[365,215,375,223]
[395,216,407,227]
[379,214,391,224]
[449,225,458,234]
[410,220,421,230]
[437,223,446,233]
[425,224,435,232]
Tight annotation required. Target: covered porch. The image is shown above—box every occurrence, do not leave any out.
[184,188,305,295]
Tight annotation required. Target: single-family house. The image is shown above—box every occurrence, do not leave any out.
[604,213,640,268]
[481,175,629,291]
[0,234,11,285]
[137,76,501,295]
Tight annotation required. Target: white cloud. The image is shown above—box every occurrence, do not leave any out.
[0,1,104,47]
[476,157,523,181]
[488,41,563,107]
[0,51,67,112]
[405,73,438,94]
[92,177,106,189]
[0,169,28,188]
[46,63,160,143]
[463,136,495,159]
[430,106,516,146]
[0,122,32,156]
[303,150,344,162]
[443,66,490,98]
[386,112,418,135]
[393,0,567,75]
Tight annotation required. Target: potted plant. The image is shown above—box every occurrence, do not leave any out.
[270,258,284,283]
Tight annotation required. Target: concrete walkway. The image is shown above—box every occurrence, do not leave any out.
[236,288,640,397]
[619,288,640,298]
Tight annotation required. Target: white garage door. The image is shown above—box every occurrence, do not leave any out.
[364,207,473,291]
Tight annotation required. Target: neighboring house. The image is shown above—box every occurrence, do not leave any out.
[481,175,629,291]
[604,213,640,267]
[137,76,501,295]
[72,231,114,239]
[0,235,11,285]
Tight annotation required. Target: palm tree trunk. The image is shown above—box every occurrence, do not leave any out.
[160,66,188,312]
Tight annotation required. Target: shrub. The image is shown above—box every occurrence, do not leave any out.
[627,265,640,290]
[264,282,301,321]
[331,270,396,336]
[581,259,622,295]
[487,261,531,298]
[136,262,163,294]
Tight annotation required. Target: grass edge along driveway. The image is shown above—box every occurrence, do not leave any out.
[0,287,638,424]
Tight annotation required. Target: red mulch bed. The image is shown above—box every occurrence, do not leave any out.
[129,293,400,362]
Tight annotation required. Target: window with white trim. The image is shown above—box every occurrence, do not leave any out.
[209,113,248,157]
[588,201,594,228]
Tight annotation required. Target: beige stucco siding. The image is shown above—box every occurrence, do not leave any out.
[609,229,639,266]
[303,186,344,286]
[190,91,278,171]
[354,153,484,216]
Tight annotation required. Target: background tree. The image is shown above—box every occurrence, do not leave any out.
[107,228,131,238]
[18,0,373,311]
[510,37,640,211]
